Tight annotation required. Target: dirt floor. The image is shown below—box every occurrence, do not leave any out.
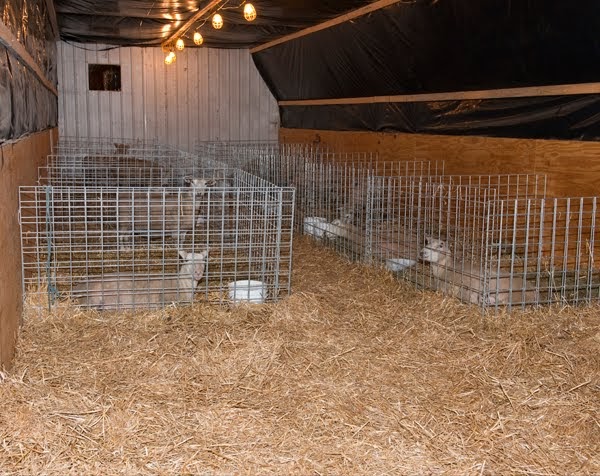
[1,236,599,475]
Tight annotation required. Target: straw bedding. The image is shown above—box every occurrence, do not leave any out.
[1,236,599,475]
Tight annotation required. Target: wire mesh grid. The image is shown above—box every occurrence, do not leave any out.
[35,137,600,311]
[484,195,600,308]
[56,137,177,156]
[374,180,600,310]
[296,160,445,262]
[20,169,295,311]
[39,161,236,188]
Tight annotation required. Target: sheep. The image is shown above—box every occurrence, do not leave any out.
[72,249,208,310]
[419,237,538,307]
[322,211,362,241]
[117,178,212,250]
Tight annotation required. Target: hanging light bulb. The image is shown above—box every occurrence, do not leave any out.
[164,51,176,65]
[243,3,256,22]
[193,31,204,46]
[212,13,223,29]
[175,38,185,51]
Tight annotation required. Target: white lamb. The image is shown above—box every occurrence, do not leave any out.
[420,237,537,307]
[72,249,209,310]
[117,178,212,250]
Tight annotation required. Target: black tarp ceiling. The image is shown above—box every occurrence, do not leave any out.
[20,0,600,140]
[250,0,600,140]
[54,0,377,48]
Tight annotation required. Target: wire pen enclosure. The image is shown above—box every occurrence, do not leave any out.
[20,169,295,311]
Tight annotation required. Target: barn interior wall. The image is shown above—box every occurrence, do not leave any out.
[0,128,58,369]
[57,42,280,151]
[279,128,600,198]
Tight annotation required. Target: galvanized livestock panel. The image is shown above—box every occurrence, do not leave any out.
[366,173,546,272]
[396,185,600,310]
[20,170,294,311]
[297,160,446,263]
[485,196,600,308]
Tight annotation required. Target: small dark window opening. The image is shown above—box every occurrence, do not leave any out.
[88,64,121,91]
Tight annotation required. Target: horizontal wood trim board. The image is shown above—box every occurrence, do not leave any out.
[251,0,402,53]
[0,21,58,96]
[278,83,600,106]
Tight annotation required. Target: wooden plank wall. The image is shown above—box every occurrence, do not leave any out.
[280,129,600,198]
[57,42,279,151]
[0,128,57,369]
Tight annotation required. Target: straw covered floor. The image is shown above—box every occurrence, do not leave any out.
[1,237,599,475]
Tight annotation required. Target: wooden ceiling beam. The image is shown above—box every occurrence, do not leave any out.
[162,0,223,47]
[278,82,600,106]
[251,0,402,53]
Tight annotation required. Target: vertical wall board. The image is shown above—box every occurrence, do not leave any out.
[156,48,170,144]
[186,50,199,152]
[73,45,89,138]
[120,47,134,140]
[248,51,260,140]
[0,129,57,369]
[207,48,220,141]
[96,48,112,138]
[175,51,188,150]
[58,42,279,147]
[228,50,239,141]
[238,51,251,140]
[198,48,211,142]
[108,47,127,139]
[85,48,100,138]
[219,49,231,140]
[58,42,76,138]
[129,47,144,141]
[143,48,156,143]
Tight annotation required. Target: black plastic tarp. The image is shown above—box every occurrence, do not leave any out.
[253,0,600,140]
[280,95,600,140]
[0,0,58,141]
[54,0,375,48]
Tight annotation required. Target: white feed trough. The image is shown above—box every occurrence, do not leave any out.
[228,280,267,304]
[303,217,328,238]
[385,258,417,272]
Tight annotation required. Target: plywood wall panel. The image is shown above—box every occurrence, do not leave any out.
[414,135,538,176]
[0,128,57,369]
[280,128,599,198]
[535,140,600,197]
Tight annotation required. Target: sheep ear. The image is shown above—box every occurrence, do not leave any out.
[179,250,188,260]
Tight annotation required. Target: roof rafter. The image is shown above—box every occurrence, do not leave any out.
[251,0,402,53]
[162,0,223,47]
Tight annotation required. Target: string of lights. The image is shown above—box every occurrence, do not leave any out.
[163,1,257,65]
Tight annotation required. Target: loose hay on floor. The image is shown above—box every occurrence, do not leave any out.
[1,236,599,475]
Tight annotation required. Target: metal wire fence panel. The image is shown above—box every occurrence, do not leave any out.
[39,163,236,188]
[484,196,600,309]
[56,137,177,155]
[44,137,600,311]
[20,177,295,311]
